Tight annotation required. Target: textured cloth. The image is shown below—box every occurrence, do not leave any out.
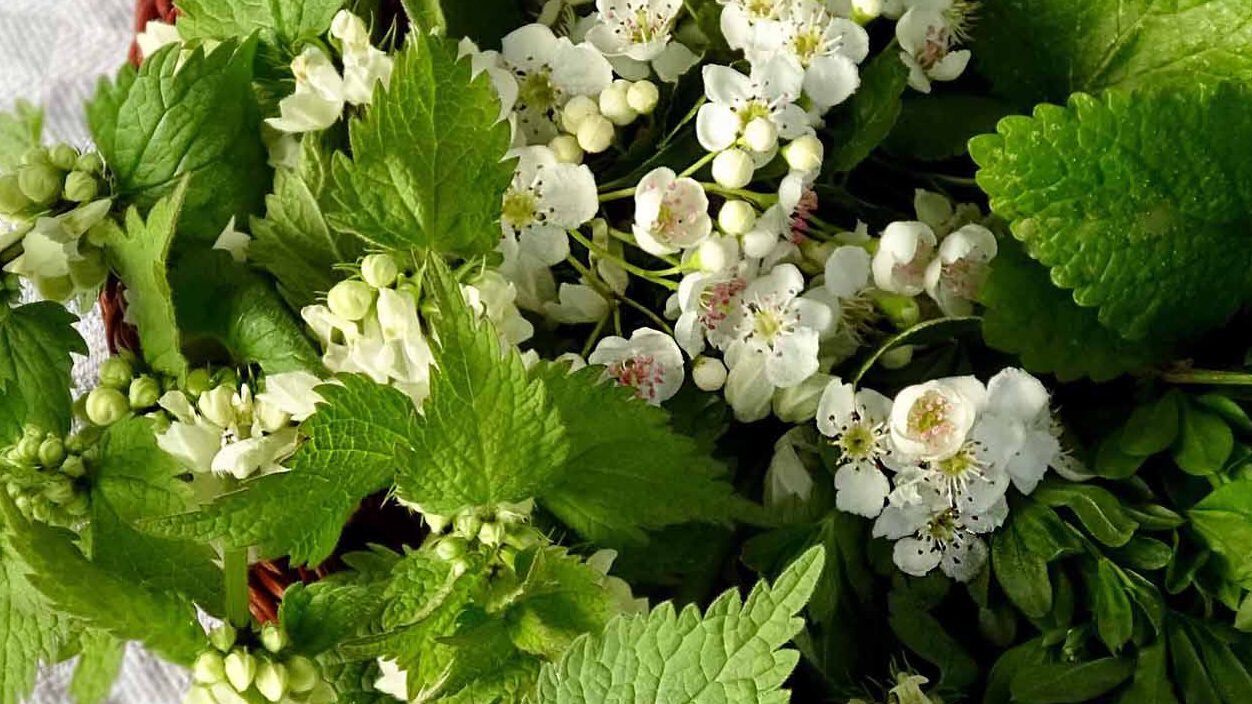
[1,0,189,701]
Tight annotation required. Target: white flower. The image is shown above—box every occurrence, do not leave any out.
[765,427,816,506]
[589,328,685,404]
[136,20,182,61]
[726,263,834,388]
[896,0,972,93]
[723,348,775,422]
[502,145,599,268]
[817,379,894,517]
[743,171,817,259]
[972,368,1063,495]
[332,11,394,105]
[752,0,870,112]
[890,440,1008,513]
[256,371,325,422]
[501,24,614,143]
[872,220,936,296]
[266,46,347,133]
[463,271,535,347]
[212,217,250,263]
[674,269,751,356]
[696,58,810,158]
[717,0,790,54]
[155,400,222,474]
[632,167,713,255]
[924,223,997,316]
[874,494,1007,581]
[543,282,611,323]
[889,376,984,461]
[586,0,701,82]
[211,430,299,480]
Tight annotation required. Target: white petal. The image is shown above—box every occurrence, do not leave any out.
[940,535,987,582]
[803,54,860,110]
[816,378,856,437]
[257,371,325,421]
[702,63,754,104]
[724,349,775,422]
[824,245,871,298]
[542,163,600,227]
[834,465,890,518]
[697,103,740,152]
[894,537,942,576]
[764,327,820,388]
[552,40,614,95]
[653,42,701,83]
[502,24,560,71]
[930,49,970,82]
[752,55,804,103]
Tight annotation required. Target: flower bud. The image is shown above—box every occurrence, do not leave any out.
[18,164,64,205]
[49,145,78,172]
[327,279,375,321]
[75,152,104,176]
[360,253,399,289]
[64,492,90,517]
[851,0,881,22]
[599,80,638,126]
[15,434,42,463]
[0,174,31,215]
[692,356,728,391]
[712,148,754,189]
[286,655,319,694]
[62,171,98,203]
[742,117,778,153]
[453,511,482,538]
[86,387,129,427]
[548,134,584,164]
[185,368,214,398]
[128,375,161,410]
[478,520,505,547]
[21,146,49,166]
[223,650,257,692]
[35,275,75,303]
[99,357,134,389]
[773,373,830,423]
[561,95,601,134]
[880,344,914,369]
[434,536,467,561]
[184,685,215,704]
[576,114,614,154]
[626,80,659,115]
[193,650,226,684]
[871,291,921,329]
[260,624,288,653]
[60,455,86,478]
[37,437,65,468]
[784,135,824,173]
[718,200,756,235]
[43,475,74,504]
[198,385,237,428]
[255,660,289,702]
[209,624,237,652]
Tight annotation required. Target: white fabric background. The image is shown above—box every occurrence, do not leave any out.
[1,0,188,701]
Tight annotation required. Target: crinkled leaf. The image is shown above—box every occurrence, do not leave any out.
[0,302,85,443]
[0,558,71,704]
[972,83,1252,342]
[505,548,615,660]
[327,33,514,257]
[176,0,342,47]
[1189,479,1252,585]
[0,100,42,171]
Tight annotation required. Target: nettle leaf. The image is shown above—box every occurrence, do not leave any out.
[979,239,1166,382]
[0,100,42,171]
[0,302,85,443]
[143,375,411,565]
[971,83,1252,343]
[176,0,342,47]
[171,250,322,375]
[69,630,124,704]
[0,559,70,704]
[107,179,190,380]
[823,48,909,172]
[394,260,567,515]
[87,39,270,245]
[533,363,747,546]
[1189,479,1252,585]
[505,548,616,660]
[534,546,824,702]
[975,0,1252,105]
[327,32,514,257]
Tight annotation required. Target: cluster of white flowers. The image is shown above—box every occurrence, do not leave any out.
[155,371,323,480]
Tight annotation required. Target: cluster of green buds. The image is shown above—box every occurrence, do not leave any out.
[186,623,330,704]
[1,425,94,527]
[427,500,544,575]
[82,356,166,427]
[0,144,106,218]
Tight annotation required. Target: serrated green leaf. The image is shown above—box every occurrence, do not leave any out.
[1173,401,1234,476]
[107,180,190,379]
[69,631,124,704]
[1118,641,1178,704]
[533,363,745,546]
[534,546,824,703]
[1033,481,1138,548]
[972,83,1252,343]
[823,49,909,172]
[1010,657,1134,703]
[176,0,342,47]
[394,260,566,514]
[1189,479,1252,585]
[974,0,1252,106]
[979,238,1164,382]
[142,375,407,565]
[279,551,396,656]
[87,40,270,244]
[883,94,1011,161]
[0,302,85,443]
[327,32,514,257]
[0,558,71,704]
[505,548,615,660]
[0,100,42,171]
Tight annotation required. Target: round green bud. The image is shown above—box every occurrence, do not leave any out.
[255,660,289,702]
[879,344,914,370]
[185,368,214,398]
[59,455,86,478]
[285,656,319,694]
[43,475,74,504]
[327,279,375,321]
[128,375,161,410]
[209,624,237,652]
[20,146,49,167]
[871,292,921,330]
[212,367,238,389]
[37,437,65,468]
[223,650,256,692]
[360,253,399,289]
[49,145,78,172]
[434,536,467,561]
[64,493,90,517]
[15,434,42,464]
[35,275,74,302]
[260,624,288,653]
[477,521,505,547]
[62,171,98,203]
[18,163,64,205]
[74,152,104,176]
[193,650,226,684]
[0,174,31,215]
[453,512,482,539]
[85,387,129,426]
[98,357,134,389]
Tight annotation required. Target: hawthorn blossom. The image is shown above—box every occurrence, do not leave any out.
[872,221,936,296]
[501,24,613,143]
[696,58,810,160]
[502,145,599,268]
[585,0,701,82]
[632,167,713,255]
[589,328,685,404]
[817,379,895,517]
[889,376,984,461]
[725,263,834,391]
[674,269,751,356]
[924,223,997,316]
[896,0,972,93]
[717,0,789,54]
[972,368,1064,494]
[874,491,1007,581]
[743,171,817,259]
[752,0,870,113]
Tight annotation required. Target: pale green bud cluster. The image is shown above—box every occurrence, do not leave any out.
[0,145,107,218]
[94,356,166,418]
[427,500,543,574]
[1,425,94,527]
[187,624,329,704]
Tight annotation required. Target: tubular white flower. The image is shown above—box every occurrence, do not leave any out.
[332,10,394,105]
[889,376,985,461]
[589,328,686,405]
[872,220,937,296]
[266,47,346,134]
[255,371,324,422]
[924,223,998,316]
[632,167,713,255]
[463,270,535,346]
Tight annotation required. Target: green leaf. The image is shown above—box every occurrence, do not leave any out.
[992,499,1079,618]
[143,375,408,565]
[823,49,909,172]
[1190,479,1252,585]
[1168,618,1222,704]
[533,363,745,546]
[176,0,342,47]
[0,302,85,442]
[534,546,824,702]
[69,631,124,704]
[1094,428,1149,480]
[1090,560,1133,653]
[0,494,203,665]
[170,251,322,374]
[1238,593,1252,633]
[1184,619,1252,704]
[883,94,1012,161]
[1118,641,1178,704]
[889,583,979,689]
[979,238,1164,382]
[106,180,190,379]
[1033,481,1138,548]
[973,0,1252,106]
[1173,401,1234,476]
[0,100,42,171]
[279,551,395,656]
[505,548,615,660]
[92,416,196,520]
[87,40,270,245]
[327,32,514,257]
[971,83,1252,343]
[1009,657,1135,703]
[1120,392,1182,457]
[850,316,980,385]
[0,558,70,704]
[983,637,1047,704]
[394,260,566,514]
[1110,536,1172,572]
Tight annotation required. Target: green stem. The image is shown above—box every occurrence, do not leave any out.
[699,182,777,207]
[679,151,717,179]
[599,187,637,202]
[581,314,611,358]
[568,229,680,290]
[1160,369,1252,386]
[605,228,681,266]
[618,294,675,335]
[223,546,249,627]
